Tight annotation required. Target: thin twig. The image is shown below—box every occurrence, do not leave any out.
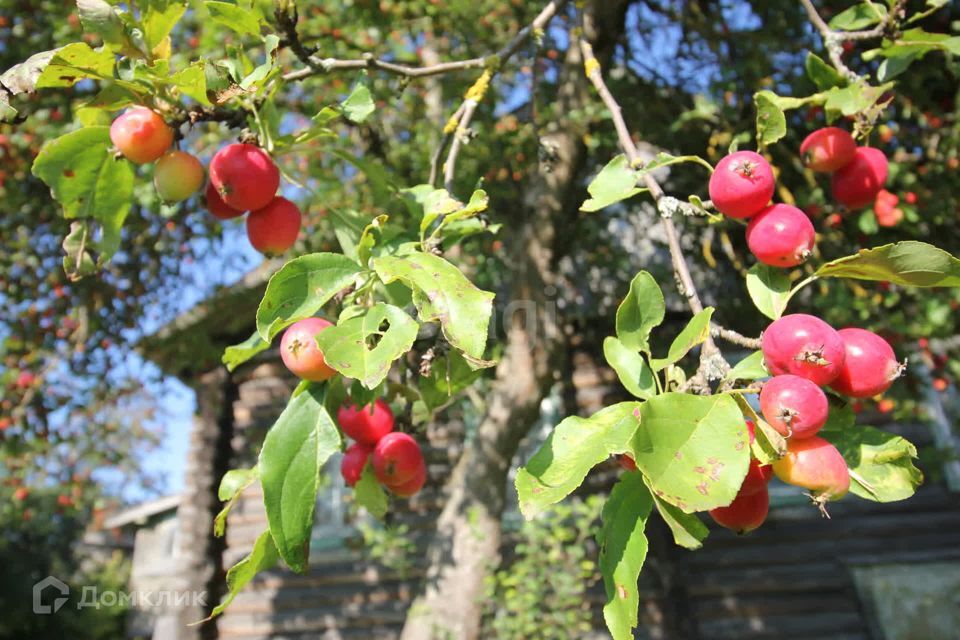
[798,0,905,81]
[282,0,568,83]
[578,34,728,391]
[711,325,762,350]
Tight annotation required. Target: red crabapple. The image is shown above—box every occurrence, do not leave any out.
[772,436,849,510]
[831,147,889,209]
[708,150,775,218]
[153,151,204,202]
[109,106,174,164]
[209,143,280,211]
[874,189,903,227]
[205,182,244,219]
[280,317,336,382]
[745,204,816,267]
[372,432,425,486]
[800,127,857,172]
[618,454,638,471]
[739,459,774,496]
[828,328,903,398]
[759,374,829,439]
[337,398,395,446]
[762,314,846,386]
[387,463,427,498]
[709,486,769,534]
[340,442,372,487]
[246,197,302,255]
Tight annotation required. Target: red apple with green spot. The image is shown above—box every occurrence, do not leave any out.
[280,317,336,382]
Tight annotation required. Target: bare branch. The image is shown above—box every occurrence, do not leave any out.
[282,0,568,83]
[577,33,728,389]
[711,325,762,350]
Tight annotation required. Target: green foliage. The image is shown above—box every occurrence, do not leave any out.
[258,385,341,573]
[484,497,602,640]
[515,402,641,519]
[603,337,656,400]
[353,464,388,519]
[746,262,792,320]
[580,154,646,212]
[629,393,749,513]
[209,530,279,619]
[256,252,364,342]
[615,270,665,353]
[373,252,495,366]
[817,241,960,287]
[599,472,652,640]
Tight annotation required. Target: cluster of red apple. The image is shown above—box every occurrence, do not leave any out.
[707,127,890,268]
[715,314,901,532]
[278,317,427,499]
[109,106,302,255]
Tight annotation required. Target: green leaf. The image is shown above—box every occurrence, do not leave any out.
[829,2,886,30]
[218,467,259,501]
[143,0,187,51]
[256,253,363,342]
[724,350,769,383]
[599,472,653,640]
[817,241,960,287]
[240,34,280,91]
[205,0,261,36]
[649,488,708,550]
[0,49,56,97]
[315,303,418,389]
[630,393,750,513]
[77,0,138,55]
[258,386,341,573]
[341,79,375,123]
[415,187,489,240]
[615,271,665,352]
[373,253,495,366]
[354,464,388,519]
[603,337,656,400]
[822,82,893,121]
[580,154,645,212]
[222,331,270,372]
[214,466,259,537]
[208,530,279,619]
[820,424,923,502]
[650,308,714,371]
[171,62,212,106]
[32,127,134,259]
[754,90,788,147]
[745,263,792,320]
[805,52,845,90]
[35,42,115,88]
[419,349,484,412]
[515,402,642,519]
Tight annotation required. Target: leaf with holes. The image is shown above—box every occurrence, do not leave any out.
[630,393,750,513]
[599,471,653,640]
[316,303,418,389]
[373,253,494,367]
[259,386,341,573]
[820,424,922,502]
[516,402,642,519]
[256,253,364,342]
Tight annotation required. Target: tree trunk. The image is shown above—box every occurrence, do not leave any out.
[400,5,628,638]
